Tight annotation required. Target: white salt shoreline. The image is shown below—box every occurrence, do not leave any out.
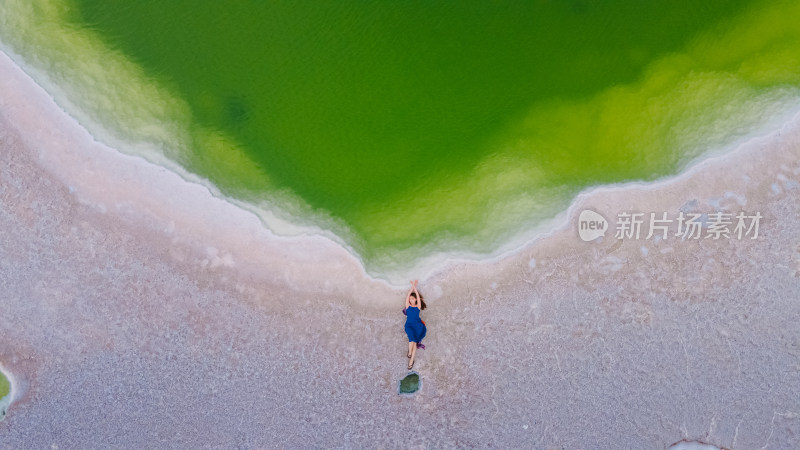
[1,46,798,290]
[0,47,397,305]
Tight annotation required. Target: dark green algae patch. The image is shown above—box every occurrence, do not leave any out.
[399,372,421,395]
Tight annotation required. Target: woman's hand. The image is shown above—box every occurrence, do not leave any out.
[412,280,420,296]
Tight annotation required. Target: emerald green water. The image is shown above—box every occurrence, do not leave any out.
[2,0,800,271]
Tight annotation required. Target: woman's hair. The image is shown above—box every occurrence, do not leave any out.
[410,291,427,310]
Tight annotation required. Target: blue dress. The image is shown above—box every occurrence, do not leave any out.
[404,306,427,343]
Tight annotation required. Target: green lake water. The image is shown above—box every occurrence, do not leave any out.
[2,0,799,272]
[0,370,9,400]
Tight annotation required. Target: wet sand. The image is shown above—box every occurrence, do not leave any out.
[1,49,800,447]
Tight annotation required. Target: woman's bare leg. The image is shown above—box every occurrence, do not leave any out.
[409,343,417,369]
[408,341,414,358]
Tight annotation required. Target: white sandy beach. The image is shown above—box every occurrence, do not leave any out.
[1,46,800,448]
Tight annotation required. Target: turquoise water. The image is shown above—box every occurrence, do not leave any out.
[2,0,800,272]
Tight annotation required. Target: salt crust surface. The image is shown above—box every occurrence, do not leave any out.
[1,49,800,447]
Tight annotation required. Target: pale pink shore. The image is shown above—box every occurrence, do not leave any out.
[1,47,800,447]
